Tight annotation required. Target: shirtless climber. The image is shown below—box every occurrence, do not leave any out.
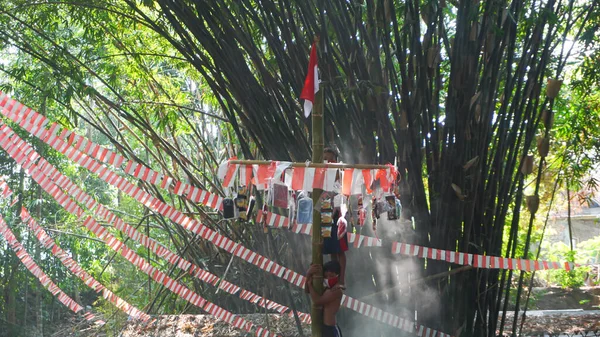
[305,261,344,337]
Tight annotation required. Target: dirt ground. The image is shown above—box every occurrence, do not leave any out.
[500,312,600,336]
[119,314,310,337]
[529,287,600,310]
[61,287,600,336]
[119,311,600,337]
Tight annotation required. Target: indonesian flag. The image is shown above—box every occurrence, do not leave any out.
[300,42,319,118]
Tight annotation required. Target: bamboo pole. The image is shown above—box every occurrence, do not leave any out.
[228,160,390,170]
[310,86,325,337]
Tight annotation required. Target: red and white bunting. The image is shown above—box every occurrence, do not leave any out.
[0,124,297,315]
[16,206,150,321]
[0,179,13,200]
[0,123,282,337]
[341,168,354,196]
[291,167,317,191]
[391,241,574,272]
[0,94,452,337]
[0,216,102,324]
[312,167,326,190]
[0,91,221,211]
[225,161,396,195]
[258,206,576,273]
[222,161,239,188]
[238,164,253,187]
[288,311,312,324]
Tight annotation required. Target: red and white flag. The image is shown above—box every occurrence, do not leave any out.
[300,42,319,118]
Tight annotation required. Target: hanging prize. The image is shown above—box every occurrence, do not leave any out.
[358,207,367,227]
[321,211,333,225]
[320,195,332,210]
[235,186,249,220]
[272,182,289,209]
[348,195,359,226]
[296,191,313,225]
[337,216,347,239]
[322,225,332,238]
[223,198,237,219]
[288,191,296,224]
[337,202,348,239]
[386,195,398,220]
[374,198,387,219]
[357,195,366,227]
[320,194,333,237]
[333,193,344,209]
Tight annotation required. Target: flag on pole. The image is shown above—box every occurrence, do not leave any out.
[300,42,319,118]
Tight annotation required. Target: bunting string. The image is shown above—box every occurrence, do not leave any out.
[0,91,222,210]
[256,210,575,272]
[0,215,104,325]
[0,122,304,320]
[17,205,151,321]
[221,162,395,195]
[0,125,283,337]
[0,93,452,337]
[391,241,574,272]
[0,94,571,274]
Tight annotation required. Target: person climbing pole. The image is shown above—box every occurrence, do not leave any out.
[323,147,348,287]
[305,261,344,337]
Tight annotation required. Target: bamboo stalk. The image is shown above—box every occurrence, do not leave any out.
[310,85,325,337]
[5,1,599,335]
[43,228,105,244]
[518,171,562,336]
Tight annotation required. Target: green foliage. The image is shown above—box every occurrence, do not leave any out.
[539,242,592,289]
[0,0,597,336]
[577,236,600,264]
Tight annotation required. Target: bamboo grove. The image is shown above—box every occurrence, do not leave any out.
[0,1,599,337]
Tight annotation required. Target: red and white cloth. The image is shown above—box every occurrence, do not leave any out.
[17,206,150,321]
[0,124,279,337]
[0,92,220,211]
[0,92,450,337]
[219,162,395,195]
[258,208,577,272]
[300,42,319,117]
[391,241,574,272]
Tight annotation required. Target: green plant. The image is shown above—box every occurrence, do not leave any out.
[541,243,591,288]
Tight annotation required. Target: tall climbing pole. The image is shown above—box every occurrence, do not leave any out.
[310,61,324,337]
[229,36,386,337]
